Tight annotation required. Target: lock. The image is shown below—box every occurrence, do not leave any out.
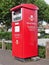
[16,40,19,45]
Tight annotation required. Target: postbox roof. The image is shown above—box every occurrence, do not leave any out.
[10,4,39,11]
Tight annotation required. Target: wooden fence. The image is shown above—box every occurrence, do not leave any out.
[0,39,49,58]
[0,39,49,49]
[0,39,12,50]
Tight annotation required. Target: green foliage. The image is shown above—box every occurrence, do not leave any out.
[6,43,12,50]
[44,34,49,38]
[38,31,49,38]
[44,6,49,23]
[0,43,12,50]
[34,0,49,22]
[0,32,12,40]
[38,46,45,58]
[0,43,2,48]
[0,0,49,28]
[0,0,15,28]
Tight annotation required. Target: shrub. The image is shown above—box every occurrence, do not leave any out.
[0,43,2,48]
[6,43,12,50]
[38,46,45,58]
[44,34,49,38]
[0,32,12,40]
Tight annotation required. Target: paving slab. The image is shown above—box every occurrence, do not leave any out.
[0,49,49,65]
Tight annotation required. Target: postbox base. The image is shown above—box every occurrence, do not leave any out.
[15,57,32,62]
[14,56,40,62]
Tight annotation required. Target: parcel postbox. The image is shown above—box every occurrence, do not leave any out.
[10,4,39,59]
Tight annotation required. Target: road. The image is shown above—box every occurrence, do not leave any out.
[0,50,49,65]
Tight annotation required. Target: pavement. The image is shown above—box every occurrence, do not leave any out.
[0,49,49,65]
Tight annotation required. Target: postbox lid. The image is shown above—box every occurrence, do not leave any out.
[10,4,39,11]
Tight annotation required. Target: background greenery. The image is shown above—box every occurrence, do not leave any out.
[0,32,48,40]
[0,0,49,30]
[38,46,45,58]
[0,32,12,40]
[38,31,49,38]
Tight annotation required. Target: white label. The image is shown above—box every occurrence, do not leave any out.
[15,23,19,25]
[29,15,34,21]
[15,26,20,32]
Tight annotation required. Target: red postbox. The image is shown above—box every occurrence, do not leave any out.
[10,4,39,59]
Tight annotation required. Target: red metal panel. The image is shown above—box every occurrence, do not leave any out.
[22,8,38,58]
[12,20,24,58]
[10,4,39,11]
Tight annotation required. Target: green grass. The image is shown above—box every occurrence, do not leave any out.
[0,43,12,50]
[0,32,12,40]
[38,46,45,58]
[6,43,12,50]
[44,34,49,38]
[0,43,2,48]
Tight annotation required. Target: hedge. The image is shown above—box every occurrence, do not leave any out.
[0,32,12,40]
[38,46,45,58]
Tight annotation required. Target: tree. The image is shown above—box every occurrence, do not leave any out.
[0,0,49,30]
[34,0,49,23]
[43,6,49,23]
[0,0,36,29]
[0,0,15,29]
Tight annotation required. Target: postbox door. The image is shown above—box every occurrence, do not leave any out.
[12,8,24,58]
[12,21,24,58]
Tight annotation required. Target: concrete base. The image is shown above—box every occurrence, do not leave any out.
[14,56,40,62]
[15,57,31,62]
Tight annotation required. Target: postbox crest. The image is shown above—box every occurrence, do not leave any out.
[29,15,34,21]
